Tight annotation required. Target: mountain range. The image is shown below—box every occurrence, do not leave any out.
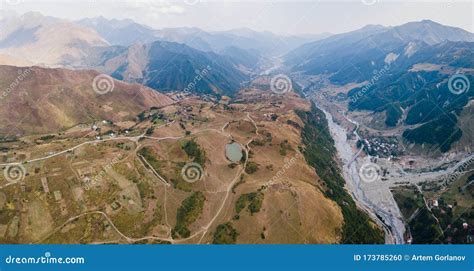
[0,12,328,96]
[285,20,474,152]
[0,12,108,67]
[0,9,472,247]
[285,20,474,84]
[1,12,473,151]
[77,16,330,55]
[88,40,248,96]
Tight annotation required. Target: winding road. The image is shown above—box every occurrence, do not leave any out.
[4,113,260,244]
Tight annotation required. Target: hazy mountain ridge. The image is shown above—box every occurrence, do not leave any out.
[77,17,330,61]
[286,20,474,152]
[85,40,248,96]
[0,12,109,67]
[76,16,158,46]
[287,21,474,81]
[0,13,329,96]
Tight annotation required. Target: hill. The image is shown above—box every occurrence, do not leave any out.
[0,65,173,136]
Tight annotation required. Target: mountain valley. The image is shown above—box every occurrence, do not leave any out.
[0,10,472,245]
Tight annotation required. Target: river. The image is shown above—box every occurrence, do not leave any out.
[316,104,406,244]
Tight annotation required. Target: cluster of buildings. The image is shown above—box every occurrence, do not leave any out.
[359,136,400,158]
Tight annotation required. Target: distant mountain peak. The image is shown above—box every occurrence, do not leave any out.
[389,19,474,45]
[360,24,386,30]
[285,19,474,85]
[21,11,44,18]
[78,16,147,29]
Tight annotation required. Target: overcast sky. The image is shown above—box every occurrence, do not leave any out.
[3,0,473,35]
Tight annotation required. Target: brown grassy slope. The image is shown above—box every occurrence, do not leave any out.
[0,65,173,135]
[207,89,344,243]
